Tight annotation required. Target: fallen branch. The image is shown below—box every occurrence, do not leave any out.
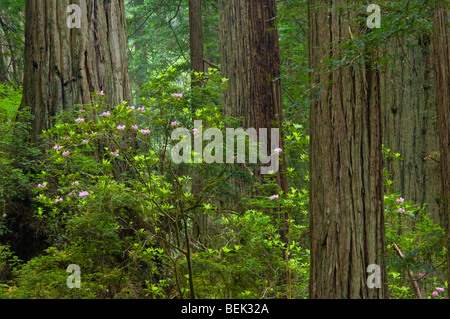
[392,243,422,299]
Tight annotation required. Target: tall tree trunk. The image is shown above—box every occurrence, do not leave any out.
[308,0,387,298]
[218,0,288,240]
[20,0,132,140]
[432,1,450,297]
[189,0,208,242]
[381,35,442,224]
[189,0,205,87]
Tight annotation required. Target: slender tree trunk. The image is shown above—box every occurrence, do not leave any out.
[0,12,23,85]
[20,0,132,140]
[308,0,387,298]
[0,34,5,83]
[432,1,450,297]
[189,0,205,86]
[189,0,208,242]
[381,35,442,224]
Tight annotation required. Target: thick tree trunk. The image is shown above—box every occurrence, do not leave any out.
[219,0,288,241]
[381,35,442,224]
[21,0,132,140]
[308,0,387,298]
[218,0,287,187]
[432,2,450,297]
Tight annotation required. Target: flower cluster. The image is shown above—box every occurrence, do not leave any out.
[79,191,89,198]
[396,197,405,214]
[431,287,445,297]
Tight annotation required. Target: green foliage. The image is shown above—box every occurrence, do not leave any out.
[0,84,22,120]
[0,68,313,299]
[384,193,447,299]
[0,86,41,242]
[0,0,25,85]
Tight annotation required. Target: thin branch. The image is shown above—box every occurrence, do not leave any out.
[128,0,165,38]
[203,59,220,70]
[168,0,188,62]
[392,243,423,299]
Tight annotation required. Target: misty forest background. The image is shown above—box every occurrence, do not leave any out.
[0,0,449,299]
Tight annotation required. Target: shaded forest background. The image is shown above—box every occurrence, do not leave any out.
[0,0,449,299]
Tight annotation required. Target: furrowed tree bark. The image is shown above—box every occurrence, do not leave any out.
[381,35,442,225]
[308,0,387,298]
[432,1,450,298]
[219,0,288,242]
[189,0,205,87]
[20,0,132,141]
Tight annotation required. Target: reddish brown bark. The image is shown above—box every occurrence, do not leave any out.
[432,2,450,297]
[21,0,132,140]
[308,0,387,298]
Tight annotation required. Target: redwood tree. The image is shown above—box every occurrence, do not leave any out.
[381,35,442,225]
[218,0,288,241]
[189,0,205,87]
[20,0,132,140]
[308,0,387,298]
[432,1,450,296]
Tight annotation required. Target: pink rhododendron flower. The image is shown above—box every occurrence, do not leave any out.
[63,137,71,141]
[396,197,405,204]
[171,121,179,127]
[418,272,425,279]
[37,183,47,188]
[127,106,135,111]
[173,93,183,98]
[102,111,111,117]
[397,208,405,214]
[117,125,126,131]
[141,129,151,135]
[131,125,139,131]
[82,140,90,144]
[62,151,70,157]
[269,194,279,200]
[111,152,120,157]
[55,198,63,203]
[99,90,105,96]
[274,148,283,154]
[193,128,200,136]
[431,291,439,297]
[71,181,79,186]
[437,287,445,292]
[76,118,84,124]
[79,191,89,198]
[54,145,63,151]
